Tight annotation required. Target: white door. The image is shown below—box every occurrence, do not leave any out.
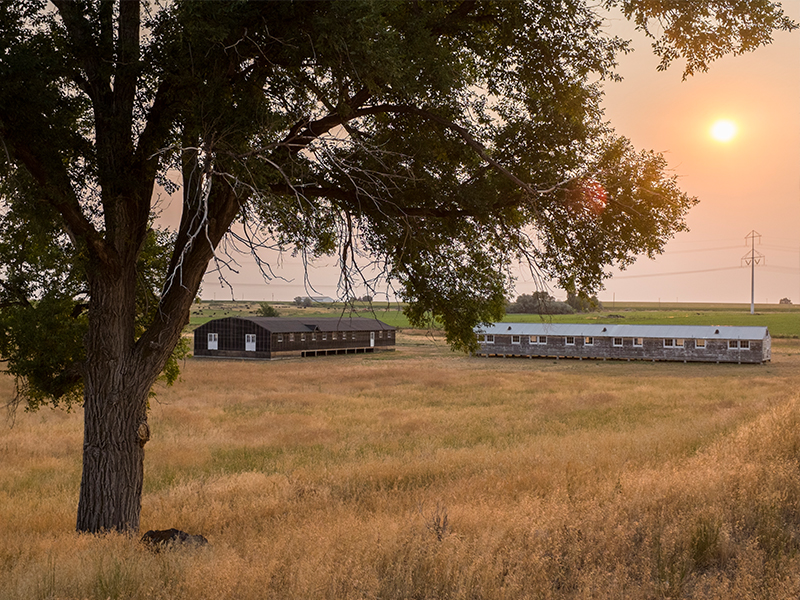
[370,332,375,347]
[245,334,256,352]
[207,333,218,350]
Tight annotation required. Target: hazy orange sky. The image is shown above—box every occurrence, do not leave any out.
[193,5,800,304]
[586,3,800,305]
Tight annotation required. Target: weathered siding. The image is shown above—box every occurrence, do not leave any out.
[269,330,395,358]
[477,326,769,364]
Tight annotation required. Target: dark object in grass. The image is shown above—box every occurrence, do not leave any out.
[141,528,208,551]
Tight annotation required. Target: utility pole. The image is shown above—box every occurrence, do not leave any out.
[742,230,764,315]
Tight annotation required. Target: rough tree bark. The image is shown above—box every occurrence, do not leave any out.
[77,257,146,532]
[74,171,239,532]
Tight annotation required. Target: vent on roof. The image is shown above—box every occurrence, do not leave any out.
[602,327,607,332]
[715,329,719,334]
[507,326,512,330]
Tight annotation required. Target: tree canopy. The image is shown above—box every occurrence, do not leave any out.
[0,0,795,532]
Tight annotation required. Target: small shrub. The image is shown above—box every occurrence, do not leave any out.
[257,302,279,317]
[690,516,724,569]
[419,502,449,542]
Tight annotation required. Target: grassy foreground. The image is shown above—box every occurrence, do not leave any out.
[3,335,800,599]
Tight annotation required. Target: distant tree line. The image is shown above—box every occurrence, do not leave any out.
[292,295,373,307]
[506,292,602,315]
[344,295,373,303]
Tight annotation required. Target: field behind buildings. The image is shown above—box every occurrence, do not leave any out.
[189,299,800,338]
[3,334,800,599]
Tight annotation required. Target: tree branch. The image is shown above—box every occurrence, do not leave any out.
[52,0,111,103]
[348,104,568,199]
[280,87,371,153]
[115,0,140,133]
[6,138,112,266]
[136,170,241,374]
[266,182,474,219]
[431,1,478,35]
[0,299,32,310]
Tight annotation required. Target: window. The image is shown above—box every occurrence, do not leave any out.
[538,336,547,345]
[245,333,256,351]
[277,334,283,343]
[664,339,674,347]
[676,339,685,347]
[378,331,383,338]
[695,339,706,348]
[485,334,494,344]
[322,332,327,341]
[740,340,750,349]
[289,333,295,342]
[511,335,521,344]
[351,332,356,340]
[613,338,623,347]
[301,333,306,342]
[565,336,575,345]
[728,340,739,349]
[331,332,337,340]
[207,332,218,350]
[311,333,316,341]
[633,338,643,347]
[584,337,593,346]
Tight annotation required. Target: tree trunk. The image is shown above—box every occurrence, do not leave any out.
[76,375,150,533]
[76,261,155,533]
[74,173,238,533]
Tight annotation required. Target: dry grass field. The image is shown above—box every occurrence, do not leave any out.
[3,334,800,599]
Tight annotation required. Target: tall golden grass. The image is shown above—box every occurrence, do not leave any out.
[2,336,800,599]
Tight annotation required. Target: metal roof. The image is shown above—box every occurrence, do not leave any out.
[293,317,394,331]
[474,322,770,340]
[213,316,394,332]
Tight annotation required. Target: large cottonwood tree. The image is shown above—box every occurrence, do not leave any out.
[0,1,794,533]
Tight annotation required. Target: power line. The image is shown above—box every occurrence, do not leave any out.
[666,245,743,254]
[762,265,800,273]
[666,237,743,246]
[761,244,800,253]
[614,266,742,279]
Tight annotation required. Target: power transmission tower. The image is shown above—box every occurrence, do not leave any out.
[742,230,764,314]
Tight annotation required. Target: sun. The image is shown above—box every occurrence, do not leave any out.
[710,119,737,143]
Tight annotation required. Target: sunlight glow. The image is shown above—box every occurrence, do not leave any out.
[710,119,738,143]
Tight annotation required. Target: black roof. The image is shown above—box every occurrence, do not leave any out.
[297,317,394,332]
[198,316,394,333]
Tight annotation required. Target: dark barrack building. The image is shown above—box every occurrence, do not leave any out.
[194,317,395,360]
